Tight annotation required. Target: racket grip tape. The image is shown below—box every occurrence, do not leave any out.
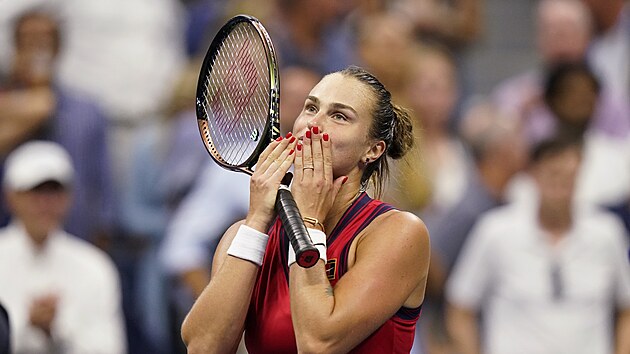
[275,186,320,268]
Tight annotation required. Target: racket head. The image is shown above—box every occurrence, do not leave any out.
[196,14,281,175]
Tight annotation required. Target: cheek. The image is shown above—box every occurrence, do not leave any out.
[329,135,366,174]
[292,113,308,135]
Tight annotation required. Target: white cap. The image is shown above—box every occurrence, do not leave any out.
[3,141,74,191]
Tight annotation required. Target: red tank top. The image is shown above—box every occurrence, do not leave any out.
[244,192,422,353]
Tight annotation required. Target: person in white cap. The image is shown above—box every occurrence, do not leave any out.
[0,141,126,353]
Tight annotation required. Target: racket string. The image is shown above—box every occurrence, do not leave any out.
[201,22,271,166]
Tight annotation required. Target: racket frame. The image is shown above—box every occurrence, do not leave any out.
[195,14,281,175]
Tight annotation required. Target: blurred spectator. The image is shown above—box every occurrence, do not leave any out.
[412,101,527,354]
[492,0,630,144]
[585,0,630,104]
[0,141,125,353]
[385,44,471,218]
[0,0,186,183]
[0,303,8,354]
[0,8,114,243]
[113,59,209,354]
[266,0,355,74]
[355,11,416,99]
[446,135,630,354]
[508,62,630,207]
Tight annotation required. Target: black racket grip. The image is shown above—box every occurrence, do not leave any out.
[275,186,320,268]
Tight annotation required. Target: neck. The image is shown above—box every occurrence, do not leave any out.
[538,203,572,238]
[420,117,448,137]
[25,226,50,249]
[323,180,363,233]
[421,127,448,145]
[477,161,512,200]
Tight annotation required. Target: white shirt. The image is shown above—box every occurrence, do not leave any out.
[0,223,126,354]
[588,3,630,104]
[447,203,630,354]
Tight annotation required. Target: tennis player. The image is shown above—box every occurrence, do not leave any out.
[182,66,430,353]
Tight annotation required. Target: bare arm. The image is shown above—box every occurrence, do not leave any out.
[289,211,430,353]
[181,135,296,353]
[180,221,257,354]
[616,308,630,354]
[446,303,481,354]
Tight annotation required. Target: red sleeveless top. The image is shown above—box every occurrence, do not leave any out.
[244,192,422,353]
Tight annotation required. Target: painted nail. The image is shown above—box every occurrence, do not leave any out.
[289,149,294,155]
[289,136,296,143]
[275,136,283,142]
[286,132,292,138]
[297,144,302,151]
[306,130,312,139]
[323,133,329,142]
[342,176,348,184]
[312,126,319,134]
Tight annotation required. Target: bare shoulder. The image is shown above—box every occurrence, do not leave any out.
[354,209,430,266]
[350,210,430,307]
[367,209,429,247]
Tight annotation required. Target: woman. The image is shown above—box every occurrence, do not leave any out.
[181,66,430,353]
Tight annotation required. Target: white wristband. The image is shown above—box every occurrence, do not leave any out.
[288,228,327,267]
[227,225,269,266]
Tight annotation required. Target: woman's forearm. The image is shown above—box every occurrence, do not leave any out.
[181,257,258,354]
[289,263,341,353]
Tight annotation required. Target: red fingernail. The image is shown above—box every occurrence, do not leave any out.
[289,136,296,143]
[342,176,348,184]
[286,132,292,138]
[289,149,294,155]
[306,130,311,139]
[312,126,319,134]
[296,144,302,151]
[323,133,329,141]
[275,136,283,142]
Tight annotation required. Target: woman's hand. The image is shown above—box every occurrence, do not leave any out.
[245,134,297,233]
[292,127,346,229]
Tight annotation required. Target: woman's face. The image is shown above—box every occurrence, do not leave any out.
[292,73,380,178]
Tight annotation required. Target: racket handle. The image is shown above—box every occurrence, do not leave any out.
[275,186,320,268]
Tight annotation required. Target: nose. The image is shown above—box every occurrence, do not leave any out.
[306,113,324,130]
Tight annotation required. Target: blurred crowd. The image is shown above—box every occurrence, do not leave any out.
[0,0,628,353]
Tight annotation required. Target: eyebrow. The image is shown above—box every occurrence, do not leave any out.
[307,96,358,115]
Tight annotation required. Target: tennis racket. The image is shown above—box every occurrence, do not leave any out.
[195,14,319,268]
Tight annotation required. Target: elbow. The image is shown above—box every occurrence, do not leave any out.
[296,332,343,354]
[181,317,238,354]
[182,334,221,354]
[181,317,210,354]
